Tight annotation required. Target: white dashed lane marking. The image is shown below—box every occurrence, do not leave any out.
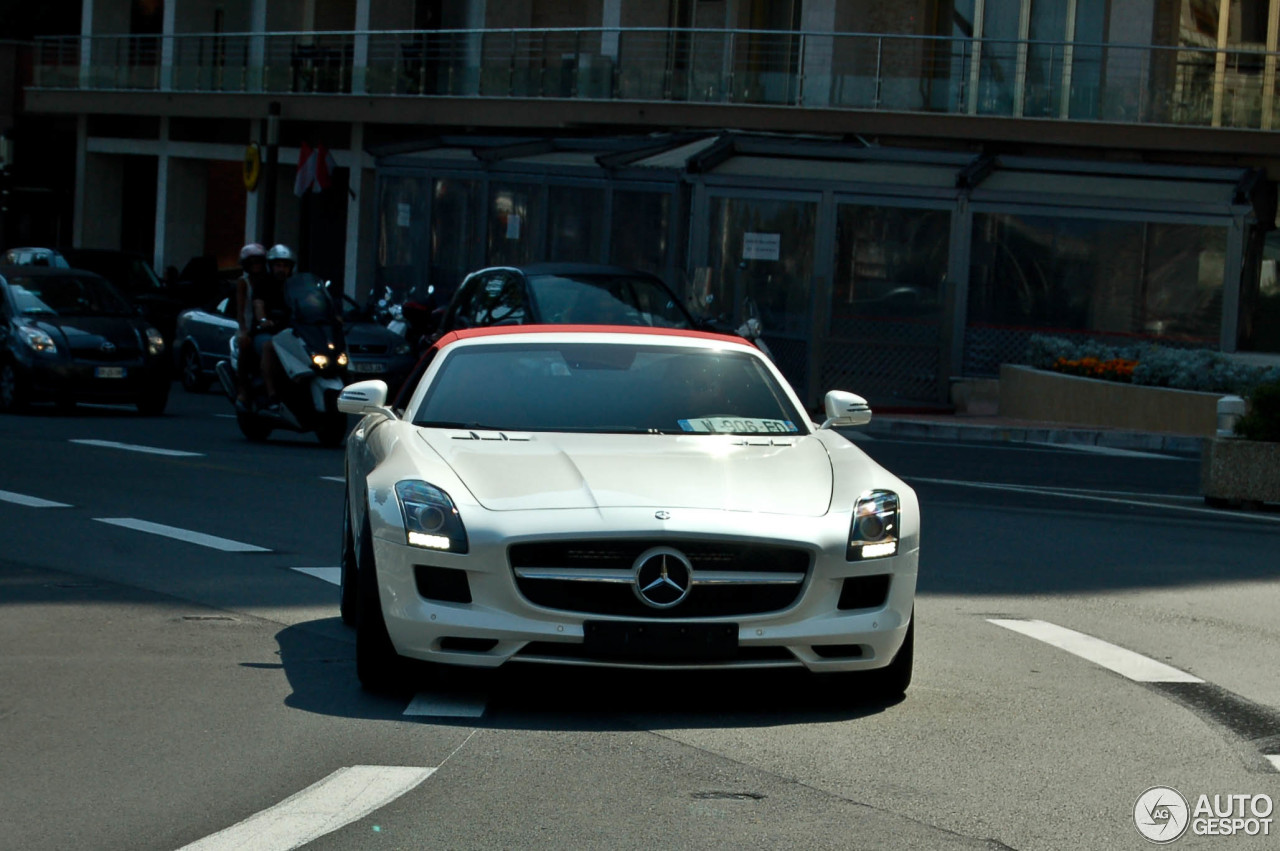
[405,692,488,718]
[176,765,436,851]
[1268,756,1280,772]
[989,619,1203,683]
[94,518,270,553]
[0,489,71,508]
[70,439,203,457]
[292,567,341,585]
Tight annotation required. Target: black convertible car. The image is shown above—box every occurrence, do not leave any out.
[0,266,171,414]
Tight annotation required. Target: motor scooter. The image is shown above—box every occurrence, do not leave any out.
[215,273,351,446]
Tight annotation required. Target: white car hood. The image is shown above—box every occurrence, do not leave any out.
[418,430,833,516]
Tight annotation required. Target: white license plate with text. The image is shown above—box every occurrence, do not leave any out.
[94,367,126,379]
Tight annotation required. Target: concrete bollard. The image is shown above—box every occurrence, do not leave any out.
[1217,395,1246,437]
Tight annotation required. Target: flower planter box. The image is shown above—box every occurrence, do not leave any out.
[998,364,1222,436]
[1200,437,1280,507]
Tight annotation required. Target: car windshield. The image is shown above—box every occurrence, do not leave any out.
[526,273,691,328]
[413,342,804,435]
[6,275,134,317]
[285,274,339,324]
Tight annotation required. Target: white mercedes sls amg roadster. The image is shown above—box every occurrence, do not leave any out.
[339,325,918,698]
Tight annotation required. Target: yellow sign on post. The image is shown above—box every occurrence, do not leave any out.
[243,143,262,191]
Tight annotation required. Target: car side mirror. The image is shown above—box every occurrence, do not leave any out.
[338,380,397,418]
[820,390,872,429]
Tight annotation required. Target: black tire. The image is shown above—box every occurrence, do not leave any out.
[316,412,349,447]
[136,382,170,416]
[180,344,210,393]
[866,613,914,700]
[339,490,359,627]
[356,514,406,693]
[0,361,29,413]
[236,410,272,442]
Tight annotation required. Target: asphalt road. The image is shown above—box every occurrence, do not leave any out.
[2,389,1278,850]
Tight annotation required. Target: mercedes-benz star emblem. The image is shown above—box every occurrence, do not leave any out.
[654,510,671,520]
[632,546,693,609]
[100,341,116,353]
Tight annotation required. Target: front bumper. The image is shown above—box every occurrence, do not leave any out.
[22,356,169,403]
[371,507,917,673]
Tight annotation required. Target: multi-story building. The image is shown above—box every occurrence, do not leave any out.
[12,0,1280,406]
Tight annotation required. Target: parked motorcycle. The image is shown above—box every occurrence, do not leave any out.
[215,273,351,446]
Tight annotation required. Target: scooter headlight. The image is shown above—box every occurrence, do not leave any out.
[144,327,165,357]
[311,353,330,369]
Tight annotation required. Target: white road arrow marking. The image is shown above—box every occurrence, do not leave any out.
[94,518,270,553]
[176,765,435,851]
[292,567,341,585]
[0,489,71,508]
[989,619,1203,683]
[70,439,203,457]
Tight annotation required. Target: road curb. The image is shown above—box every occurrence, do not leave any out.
[863,418,1206,455]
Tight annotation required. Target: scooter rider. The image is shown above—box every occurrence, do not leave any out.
[253,244,296,414]
[234,243,269,408]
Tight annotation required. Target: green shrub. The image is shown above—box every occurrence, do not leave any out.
[1235,380,1280,443]
[1025,334,1280,396]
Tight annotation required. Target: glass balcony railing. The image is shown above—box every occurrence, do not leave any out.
[28,27,1280,131]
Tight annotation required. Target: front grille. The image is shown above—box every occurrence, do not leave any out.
[509,539,811,618]
[517,641,797,666]
[70,346,141,363]
[348,343,389,355]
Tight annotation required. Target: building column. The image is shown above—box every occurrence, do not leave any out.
[248,0,267,91]
[154,117,170,272]
[160,0,175,91]
[245,119,261,244]
[79,0,94,89]
[72,115,88,244]
[353,0,371,93]
[344,122,369,302]
[602,0,621,58]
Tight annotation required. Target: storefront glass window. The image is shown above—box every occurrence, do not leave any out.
[968,212,1226,344]
[609,190,671,279]
[375,174,431,307]
[487,182,538,267]
[547,185,605,263]
[707,196,817,392]
[833,205,950,325]
[429,178,480,306]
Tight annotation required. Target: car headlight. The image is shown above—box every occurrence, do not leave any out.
[145,327,165,357]
[18,325,58,354]
[847,490,899,560]
[395,481,469,553]
[337,352,349,367]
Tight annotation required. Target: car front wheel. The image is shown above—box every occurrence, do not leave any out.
[356,513,407,693]
[0,361,30,413]
[339,490,358,627]
[180,344,210,393]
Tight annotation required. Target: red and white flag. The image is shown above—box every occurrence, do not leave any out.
[294,143,337,196]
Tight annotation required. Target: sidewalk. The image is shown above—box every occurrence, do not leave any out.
[861,410,1208,455]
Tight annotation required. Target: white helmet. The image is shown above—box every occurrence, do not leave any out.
[266,244,295,264]
[239,243,267,264]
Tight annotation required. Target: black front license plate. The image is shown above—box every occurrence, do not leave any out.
[583,621,739,661]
